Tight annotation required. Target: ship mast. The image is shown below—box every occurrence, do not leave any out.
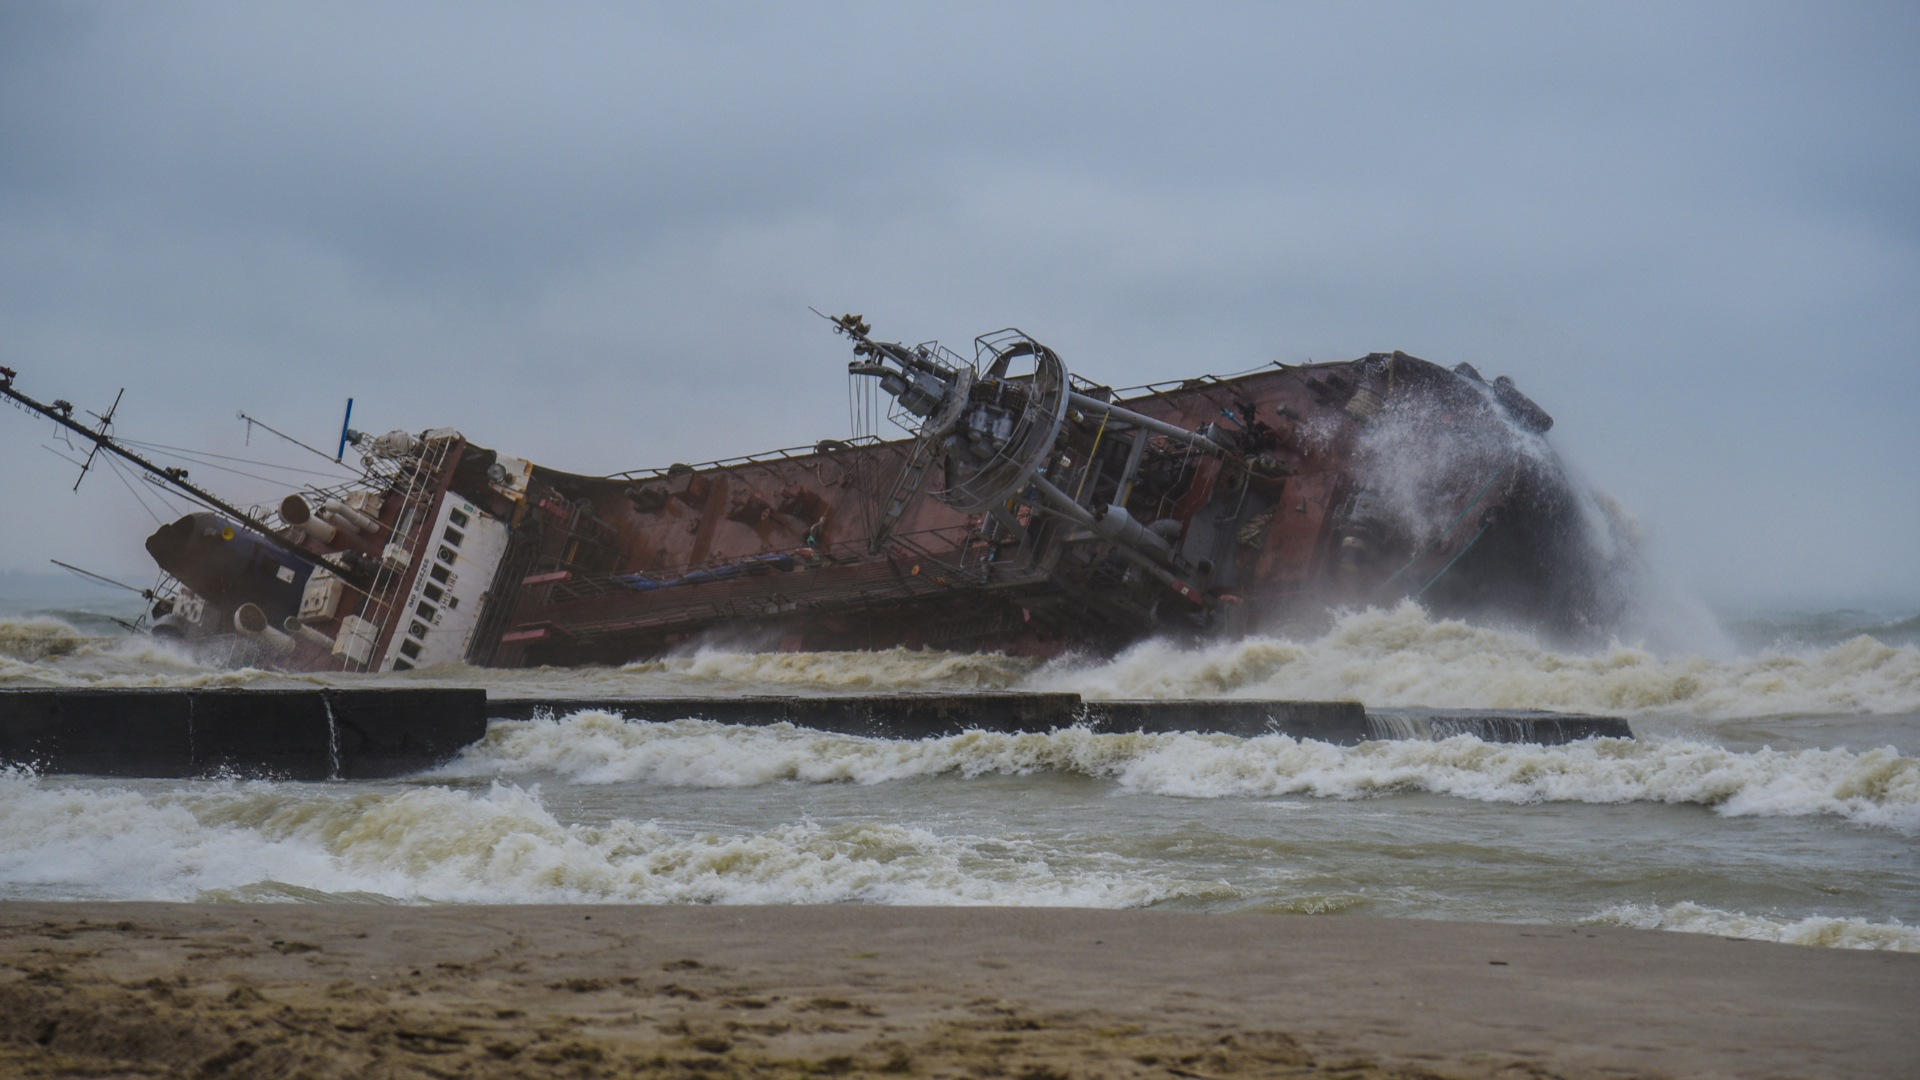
[1,366,291,541]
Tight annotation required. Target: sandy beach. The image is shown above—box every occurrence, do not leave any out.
[0,904,1912,1079]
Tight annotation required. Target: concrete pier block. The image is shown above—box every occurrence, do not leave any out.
[0,688,487,780]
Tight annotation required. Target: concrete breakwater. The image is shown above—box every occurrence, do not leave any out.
[0,688,488,780]
[483,695,1631,745]
[0,688,1631,779]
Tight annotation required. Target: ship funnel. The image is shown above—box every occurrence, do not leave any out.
[233,603,295,653]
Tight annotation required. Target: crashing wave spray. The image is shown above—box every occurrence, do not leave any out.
[1338,360,1643,645]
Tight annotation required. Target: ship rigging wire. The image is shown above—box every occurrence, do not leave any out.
[236,410,351,467]
[115,438,362,481]
[112,440,359,489]
[102,453,165,526]
[136,472,188,516]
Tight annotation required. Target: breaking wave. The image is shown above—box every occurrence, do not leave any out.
[6,604,1916,719]
[0,616,98,664]
[609,647,1040,694]
[0,769,1192,908]
[1591,901,1920,952]
[1029,603,1920,718]
[452,714,1920,831]
[0,615,352,689]
[2,767,1908,950]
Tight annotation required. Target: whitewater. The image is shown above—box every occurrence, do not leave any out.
[3,597,1917,953]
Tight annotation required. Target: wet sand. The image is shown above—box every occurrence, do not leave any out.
[2,903,1913,1079]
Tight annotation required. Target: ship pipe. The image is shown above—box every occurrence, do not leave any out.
[1030,479,1174,564]
[1028,477,1206,605]
[1090,503,1176,564]
[317,509,360,536]
[322,501,379,534]
[283,616,336,650]
[285,492,379,537]
[233,603,296,653]
[280,495,338,544]
[280,494,317,525]
[1065,392,1228,456]
[1027,476,1098,528]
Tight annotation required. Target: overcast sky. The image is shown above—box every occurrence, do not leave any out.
[2,1,1915,611]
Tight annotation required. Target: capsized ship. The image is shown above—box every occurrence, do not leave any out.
[2,317,1625,671]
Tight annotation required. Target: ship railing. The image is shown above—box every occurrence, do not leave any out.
[1108,357,1302,400]
[128,569,184,634]
[603,434,893,482]
[870,521,988,582]
[241,432,441,539]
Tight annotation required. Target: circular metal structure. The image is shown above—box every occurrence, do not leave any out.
[935,334,1071,514]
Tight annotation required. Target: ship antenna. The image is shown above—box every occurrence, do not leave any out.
[50,558,158,600]
[810,306,874,345]
[236,407,361,469]
[71,387,123,492]
[335,398,354,462]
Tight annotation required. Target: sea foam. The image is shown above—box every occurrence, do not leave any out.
[0,769,1190,908]
[0,617,94,663]
[6,605,1917,720]
[1591,901,1920,952]
[453,713,1920,832]
[1027,603,1920,718]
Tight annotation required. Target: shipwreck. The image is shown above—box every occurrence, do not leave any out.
[2,316,1625,672]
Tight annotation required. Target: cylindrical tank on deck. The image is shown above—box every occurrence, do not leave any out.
[144,512,316,631]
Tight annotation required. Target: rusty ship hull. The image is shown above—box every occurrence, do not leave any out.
[497,357,1600,663]
[3,321,1624,672]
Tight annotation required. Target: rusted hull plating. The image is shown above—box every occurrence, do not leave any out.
[484,334,1617,666]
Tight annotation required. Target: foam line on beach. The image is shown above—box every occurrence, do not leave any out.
[1590,900,1920,951]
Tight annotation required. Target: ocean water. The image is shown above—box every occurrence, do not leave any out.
[2,589,1916,954]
